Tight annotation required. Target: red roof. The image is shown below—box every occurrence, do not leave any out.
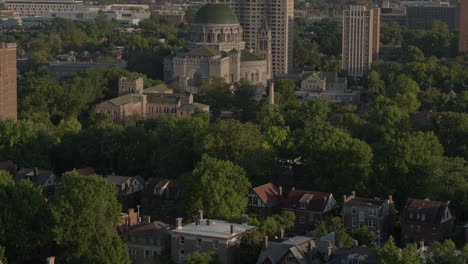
[404,198,451,224]
[252,183,284,208]
[284,189,332,212]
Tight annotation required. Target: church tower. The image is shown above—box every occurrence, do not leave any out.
[256,16,272,80]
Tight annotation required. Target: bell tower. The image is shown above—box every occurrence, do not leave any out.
[256,16,272,79]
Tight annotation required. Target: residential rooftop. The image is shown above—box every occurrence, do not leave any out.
[172,219,255,240]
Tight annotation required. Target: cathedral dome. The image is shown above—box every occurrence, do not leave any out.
[193,4,239,24]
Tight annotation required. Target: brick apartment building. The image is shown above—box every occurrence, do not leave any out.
[341,192,397,239]
[283,188,337,232]
[0,42,17,120]
[171,211,255,264]
[400,198,454,245]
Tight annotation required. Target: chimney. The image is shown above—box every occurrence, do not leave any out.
[230,224,235,235]
[343,195,347,203]
[46,257,55,264]
[279,227,285,240]
[263,236,269,249]
[206,219,211,225]
[352,240,359,247]
[292,187,295,191]
[198,209,204,221]
[351,191,356,197]
[327,246,332,257]
[241,214,248,225]
[279,186,283,196]
[419,240,425,249]
[308,240,314,251]
[176,218,183,229]
[34,167,39,177]
[388,195,393,203]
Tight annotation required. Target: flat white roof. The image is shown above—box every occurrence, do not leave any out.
[171,219,255,240]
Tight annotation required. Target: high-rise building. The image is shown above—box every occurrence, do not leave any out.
[458,0,468,54]
[0,42,17,120]
[406,6,457,30]
[342,6,380,77]
[205,0,294,75]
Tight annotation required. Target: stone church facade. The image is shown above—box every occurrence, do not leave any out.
[164,4,272,92]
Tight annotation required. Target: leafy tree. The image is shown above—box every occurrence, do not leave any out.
[380,22,403,45]
[0,246,6,264]
[50,173,131,264]
[431,112,468,159]
[351,226,378,246]
[301,120,373,195]
[275,79,299,107]
[0,171,54,263]
[184,251,219,264]
[239,230,264,264]
[178,155,251,220]
[314,217,353,248]
[367,71,386,97]
[427,240,465,264]
[249,211,295,239]
[373,237,423,264]
[387,74,421,113]
[402,45,424,62]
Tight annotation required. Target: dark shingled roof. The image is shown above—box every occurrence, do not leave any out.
[193,4,239,25]
[124,221,171,238]
[252,183,284,208]
[403,198,451,224]
[284,189,332,212]
[345,197,387,207]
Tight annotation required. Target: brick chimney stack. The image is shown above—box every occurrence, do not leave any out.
[34,167,39,177]
[230,224,235,235]
[198,209,203,221]
[263,236,269,249]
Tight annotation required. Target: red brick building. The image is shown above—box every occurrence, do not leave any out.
[0,43,17,120]
[282,188,337,232]
[400,198,454,245]
[341,192,396,239]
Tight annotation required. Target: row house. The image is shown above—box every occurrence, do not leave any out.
[400,198,454,245]
[105,175,145,211]
[341,192,397,239]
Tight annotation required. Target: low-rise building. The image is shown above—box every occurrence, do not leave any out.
[123,218,172,264]
[247,183,284,217]
[141,178,178,215]
[341,192,397,239]
[300,72,347,91]
[282,188,337,232]
[14,168,58,196]
[400,198,454,245]
[256,232,340,264]
[325,246,376,264]
[171,212,255,264]
[105,175,145,211]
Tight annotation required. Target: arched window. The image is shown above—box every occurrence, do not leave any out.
[217,33,221,41]
[256,72,259,81]
[251,72,255,81]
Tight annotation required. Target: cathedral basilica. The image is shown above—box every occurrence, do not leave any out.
[163,3,272,92]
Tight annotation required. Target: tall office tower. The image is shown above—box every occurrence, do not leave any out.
[206,0,294,75]
[0,43,17,120]
[342,5,380,77]
[459,0,468,54]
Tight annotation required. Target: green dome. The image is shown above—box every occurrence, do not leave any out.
[193,4,239,24]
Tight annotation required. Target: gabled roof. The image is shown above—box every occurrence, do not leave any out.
[252,183,284,208]
[284,189,332,212]
[65,167,96,176]
[106,175,131,185]
[124,221,171,238]
[345,197,387,207]
[241,50,264,61]
[186,46,221,57]
[144,83,171,93]
[14,168,55,187]
[403,198,451,224]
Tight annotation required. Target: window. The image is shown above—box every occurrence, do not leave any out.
[286,256,296,263]
[180,249,184,256]
[300,216,305,224]
[432,226,437,234]
[196,238,202,248]
[369,208,377,217]
[352,207,357,214]
[416,225,421,232]
[153,251,159,256]
[180,236,184,245]
[410,213,414,219]
[421,214,426,221]
[145,250,150,259]
[248,196,257,206]
[368,219,376,228]
[213,240,219,249]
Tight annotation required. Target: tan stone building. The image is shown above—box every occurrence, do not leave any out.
[118,76,144,96]
[96,83,209,123]
[300,72,347,91]
[171,212,255,264]
[206,0,294,75]
[342,6,380,77]
[164,4,271,92]
[4,0,84,17]
[0,42,17,120]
